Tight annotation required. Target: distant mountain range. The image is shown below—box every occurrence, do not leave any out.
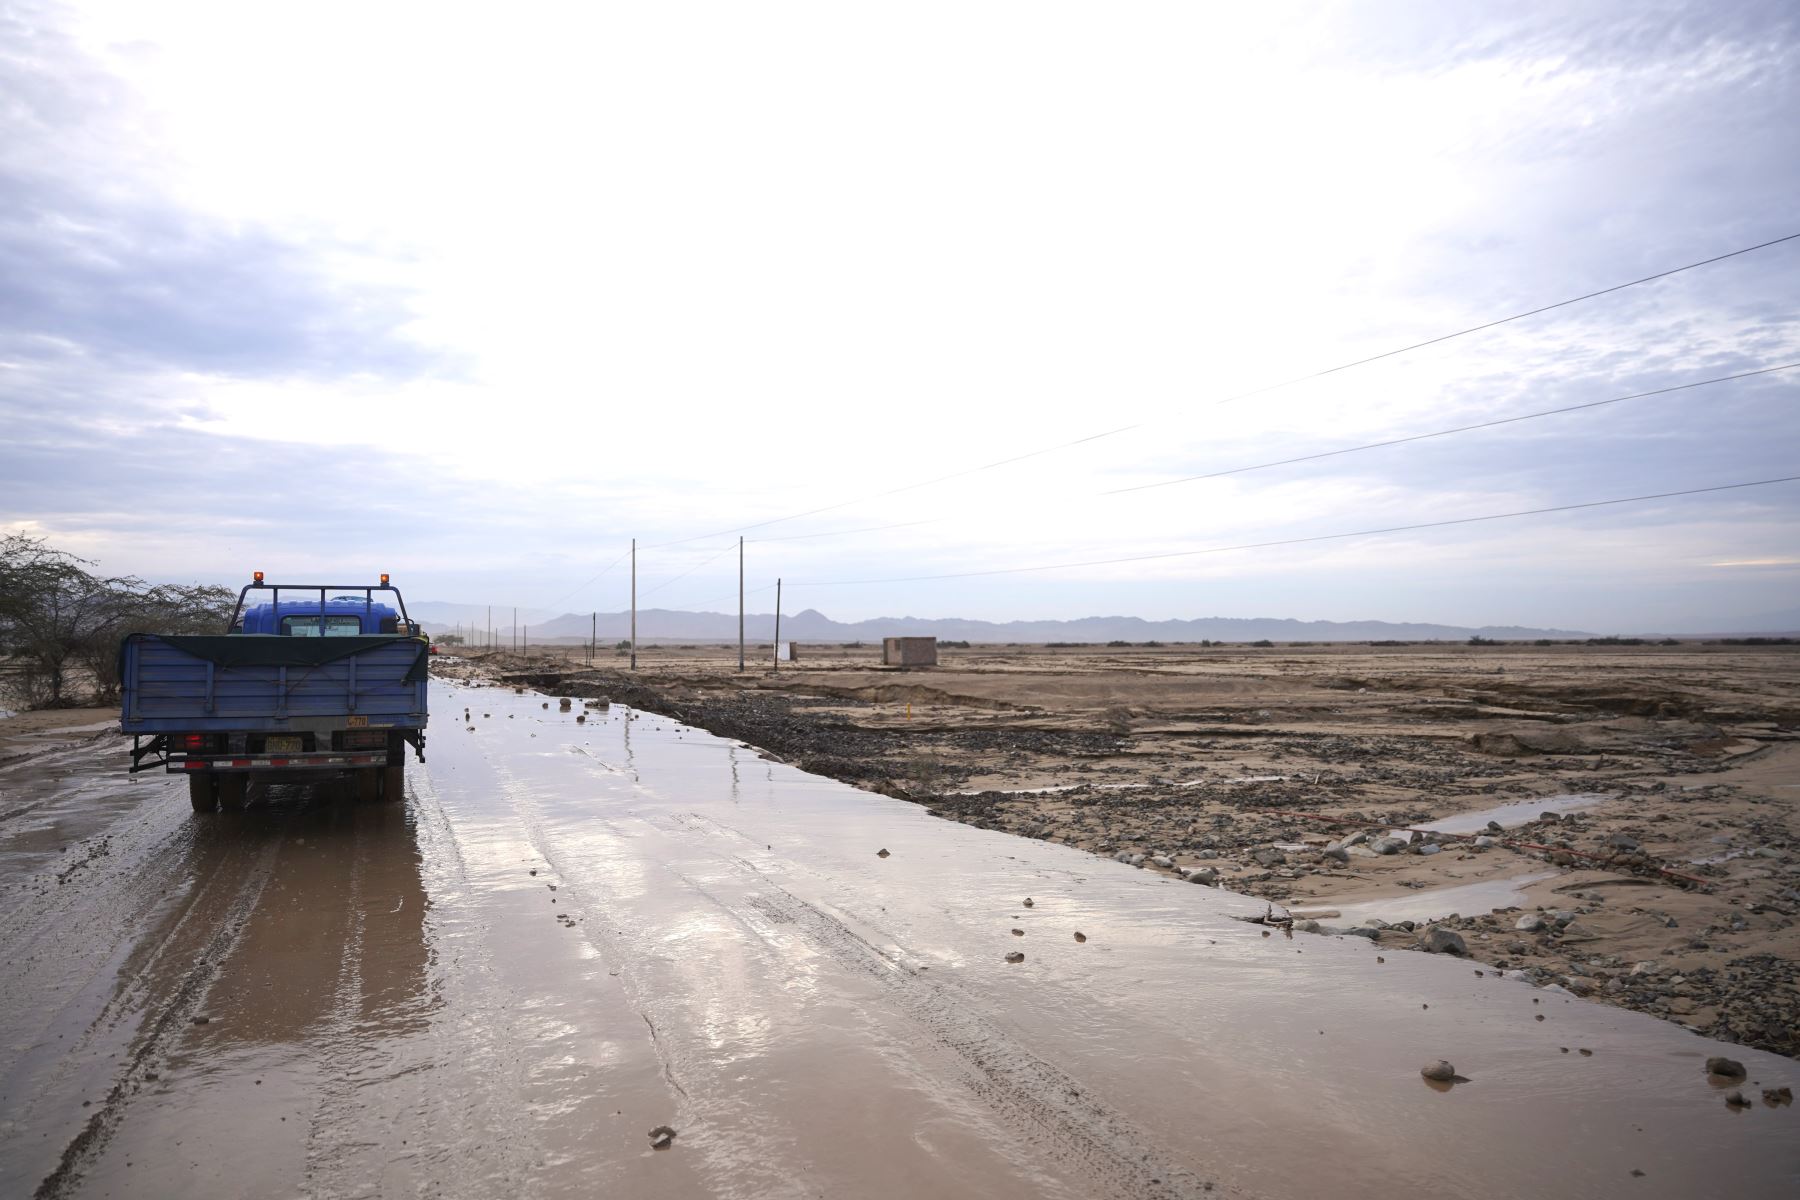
[414,606,1597,644]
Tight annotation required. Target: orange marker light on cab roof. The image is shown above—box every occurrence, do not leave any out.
[253,571,264,584]
[379,573,390,586]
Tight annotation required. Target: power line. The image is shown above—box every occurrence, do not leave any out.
[799,475,1800,586]
[545,547,631,608]
[692,361,1796,552]
[645,230,1800,548]
[1203,231,1800,410]
[1103,362,1800,496]
[638,541,740,600]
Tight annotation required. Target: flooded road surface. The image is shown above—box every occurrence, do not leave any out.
[2,684,1796,1199]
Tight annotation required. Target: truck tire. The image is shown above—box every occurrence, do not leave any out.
[187,774,216,812]
[356,767,381,804]
[217,774,248,810]
[380,763,405,802]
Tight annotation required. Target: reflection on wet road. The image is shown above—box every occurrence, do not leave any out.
[1,684,1795,1199]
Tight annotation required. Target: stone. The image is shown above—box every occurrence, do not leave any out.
[1473,836,1498,848]
[1342,926,1380,940]
[1486,820,1504,833]
[1705,1057,1746,1079]
[1074,932,1087,943]
[1420,1060,1456,1082]
[1252,847,1286,868]
[1023,898,1034,907]
[1151,855,1174,869]
[1322,847,1350,864]
[1417,844,1443,856]
[1004,951,1025,964]
[1763,1086,1793,1105]
[1341,832,1370,848]
[1558,922,1599,943]
[1724,1091,1750,1109]
[1185,868,1219,885]
[877,849,890,858]
[1362,918,1390,930]
[1293,920,1322,933]
[1420,927,1468,956]
[1604,833,1639,850]
[1371,837,1407,856]
[648,1124,677,1149]
[1515,914,1546,932]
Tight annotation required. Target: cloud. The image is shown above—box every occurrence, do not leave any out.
[0,1,439,381]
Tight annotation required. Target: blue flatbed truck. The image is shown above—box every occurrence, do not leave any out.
[120,575,429,811]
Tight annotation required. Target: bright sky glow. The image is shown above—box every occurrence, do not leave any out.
[3,0,1797,632]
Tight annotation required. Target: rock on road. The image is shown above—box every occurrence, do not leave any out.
[0,683,1794,1199]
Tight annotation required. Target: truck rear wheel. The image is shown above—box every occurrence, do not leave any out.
[380,763,405,802]
[217,774,247,810]
[187,774,216,812]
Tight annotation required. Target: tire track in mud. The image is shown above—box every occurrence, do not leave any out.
[349,768,562,1196]
[30,822,286,1199]
[527,709,1225,1200]
[732,875,1220,1200]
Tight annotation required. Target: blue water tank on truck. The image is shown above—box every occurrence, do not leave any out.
[118,573,430,811]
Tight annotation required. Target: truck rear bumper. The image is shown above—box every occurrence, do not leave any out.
[174,753,388,773]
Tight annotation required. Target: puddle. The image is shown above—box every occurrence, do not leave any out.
[1293,870,1559,927]
[1414,793,1609,836]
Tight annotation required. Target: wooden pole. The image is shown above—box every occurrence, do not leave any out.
[773,578,781,673]
[738,536,745,673]
[630,538,637,670]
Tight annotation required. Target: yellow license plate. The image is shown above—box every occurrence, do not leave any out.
[346,716,369,728]
[265,736,303,752]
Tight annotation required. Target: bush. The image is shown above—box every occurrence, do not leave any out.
[1251,639,1275,648]
[0,534,234,706]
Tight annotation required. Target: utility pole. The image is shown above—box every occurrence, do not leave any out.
[738,536,745,673]
[590,611,596,667]
[630,538,637,671]
[513,607,517,654]
[487,605,491,653]
[773,578,782,674]
[523,624,528,655]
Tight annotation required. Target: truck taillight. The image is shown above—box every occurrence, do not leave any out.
[179,733,207,752]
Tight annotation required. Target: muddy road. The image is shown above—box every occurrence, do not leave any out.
[1,683,1795,1199]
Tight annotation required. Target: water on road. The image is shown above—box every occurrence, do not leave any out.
[1,683,1794,1199]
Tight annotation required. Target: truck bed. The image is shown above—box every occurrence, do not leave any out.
[120,634,428,733]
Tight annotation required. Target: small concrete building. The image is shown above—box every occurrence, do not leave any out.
[882,636,938,668]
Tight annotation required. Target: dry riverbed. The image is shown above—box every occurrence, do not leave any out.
[456,639,1800,1060]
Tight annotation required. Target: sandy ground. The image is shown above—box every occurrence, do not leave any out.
[0,707,115,768]
[461,640,1800,1059]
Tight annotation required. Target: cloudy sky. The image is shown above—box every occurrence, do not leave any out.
[2,0,1796,632]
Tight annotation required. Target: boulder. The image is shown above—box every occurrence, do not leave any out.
[1420,927,1468,956]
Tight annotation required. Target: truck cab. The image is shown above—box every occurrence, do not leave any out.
[234,597,423,639]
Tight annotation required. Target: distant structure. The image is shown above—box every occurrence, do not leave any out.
[882,636,938,668]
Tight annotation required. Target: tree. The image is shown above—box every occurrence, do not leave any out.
[0,534,235,707]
